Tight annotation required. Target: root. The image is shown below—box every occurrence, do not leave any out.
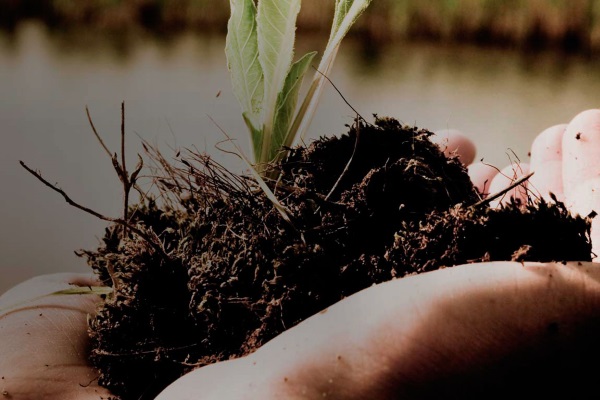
[19,161,168,259]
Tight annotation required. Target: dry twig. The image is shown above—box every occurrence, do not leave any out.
[20,161,168,258]
[86,103,144,237]
[472,172,535,208]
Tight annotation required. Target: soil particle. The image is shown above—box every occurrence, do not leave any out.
[82,117,592,400]
[547,322,560,335]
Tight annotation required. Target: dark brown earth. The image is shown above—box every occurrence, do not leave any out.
[81,117,592,400]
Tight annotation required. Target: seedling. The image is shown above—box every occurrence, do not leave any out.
[226,0,372,175]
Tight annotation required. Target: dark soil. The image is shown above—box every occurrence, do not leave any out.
[81,117,592,400]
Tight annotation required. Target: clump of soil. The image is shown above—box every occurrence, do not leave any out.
[81,117,592,400]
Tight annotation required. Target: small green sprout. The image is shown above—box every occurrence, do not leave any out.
[226,0,372,175]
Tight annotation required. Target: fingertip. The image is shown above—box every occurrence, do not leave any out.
[468,162,499,197]
[529,124,566,202]
[488,163,530,208]
[563,109,600,195]
[531,124,566,163]
[432,129,477,165]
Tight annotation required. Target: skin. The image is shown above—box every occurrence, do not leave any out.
[2,109,600,399]
[159,261,600,400]
[487,162,530,207]
[563,110,600,257]
[431,128,477,165]
[528,124,566,202]
[0,274,112,400]
[466,162,498,197]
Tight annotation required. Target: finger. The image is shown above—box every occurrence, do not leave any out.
[431,129,477,165]
[528,124,566,202]
[563,109,600,195]
[467,162,499,198]
[562,109,600,258]
[487,162,530,208]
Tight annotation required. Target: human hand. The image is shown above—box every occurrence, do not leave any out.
[0,273,112,400]
[157,109,600,399]
[469,109,600,257]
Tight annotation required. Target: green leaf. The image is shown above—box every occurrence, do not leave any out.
[289,0,372,144]
[225,0,264,131]
[270,51,317,162]
[51,287,113,295]
[330,0,370,43]
[257,0,302,163]
[225,0,372,174]
[243,112,264,162]
[332,0,354,39]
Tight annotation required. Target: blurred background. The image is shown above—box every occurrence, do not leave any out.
[2,0,600,294]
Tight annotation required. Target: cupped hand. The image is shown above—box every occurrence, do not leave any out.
[0,273,112,400]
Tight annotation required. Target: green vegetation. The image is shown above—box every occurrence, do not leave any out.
[226,0,370,171]
[3,0,600,53]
